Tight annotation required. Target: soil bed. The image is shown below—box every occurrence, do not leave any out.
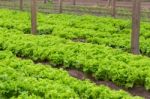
[31,58,150,99]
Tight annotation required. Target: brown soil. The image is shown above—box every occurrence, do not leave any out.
[19,56,150,99]
[67,69,150,99]
[72,38,86,42]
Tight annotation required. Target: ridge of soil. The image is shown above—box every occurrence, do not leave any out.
[67,69,150,99]
[33,59,150,99]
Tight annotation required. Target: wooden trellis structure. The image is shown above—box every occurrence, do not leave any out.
[19,0,141,54]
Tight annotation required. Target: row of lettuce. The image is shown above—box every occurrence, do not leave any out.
[0,27,150,91]
[0,9,150,56]
[1,51,142,99]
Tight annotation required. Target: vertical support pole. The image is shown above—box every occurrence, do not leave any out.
[96,0,100,6]
[73,0,76,5]
[131,0,141,54]
[59,0,63,13]
[20,0,23,10]
[31,0,37,34]
[44,0,47,3]
[111,0,116,17]
[96,0,101,6]
[106,0,111,7]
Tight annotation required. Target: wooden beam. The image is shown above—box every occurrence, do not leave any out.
[59,0,63,13]
[96,0,100,6]
[106,0,111,7]
[20,0,23,10]
[131,0,141,54]
[111,0,116,17]
[73,0,76,5]
[31,0,37,34]
[44,0,47,3]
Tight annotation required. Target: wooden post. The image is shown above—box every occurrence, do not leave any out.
[73,0,76,5]
[31,0,37,34]
[106,0,111,7]
[96,0,100,6]
[44,0,47,3]
[111,0,116,17]
[131,0,141,54]
[59,0,63,13]
[20,0,23,10]
[96,0,98,6]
